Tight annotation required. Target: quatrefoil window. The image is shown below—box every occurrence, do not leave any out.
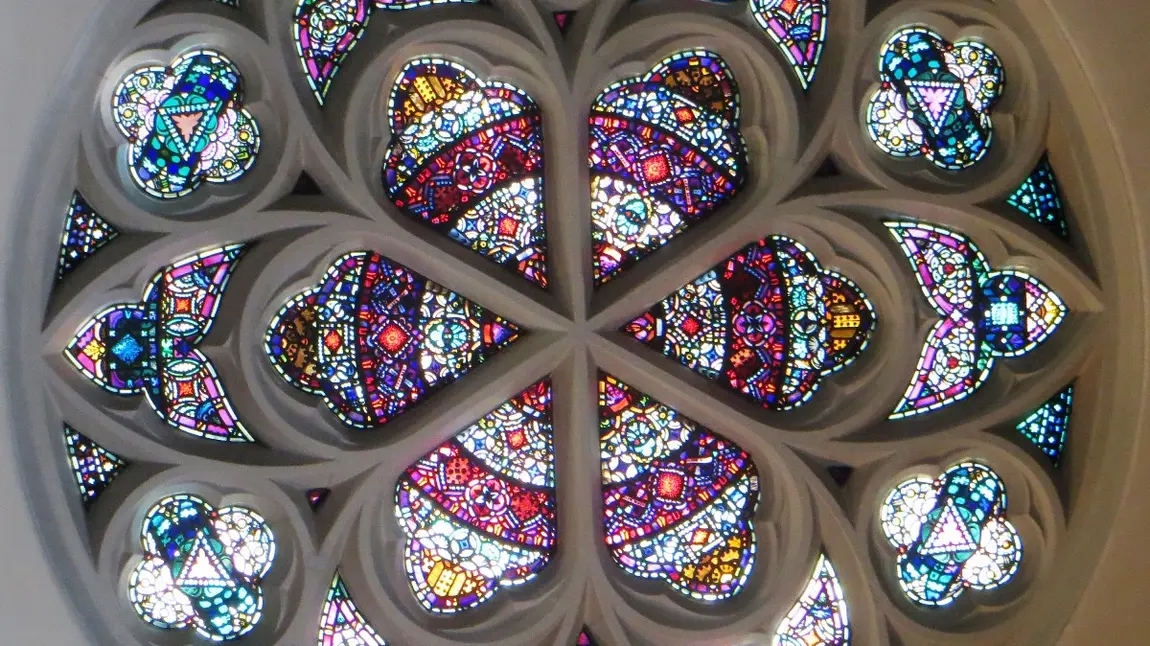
[112,50,260,199]
[866,26,1004,170]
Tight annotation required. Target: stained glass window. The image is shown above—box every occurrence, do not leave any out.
[318,573,388,645]
[265,250,520,429]
[773,553,849,646]
[57,192,118,282]
[384,58,547,286]
[751,0,828,89]
[625,235,875,410]
[307,488,331,510]
[112,49,259,199]
[599,375,759,601]
[27,1,1105,641]
[396,380,555,613]
[63,424,126,506]
[553,11,574,34]
[294,0,481,105]
[1016,384,1073,465]
[1008,156,1069,239]
[879,461,1021,606]
[576,628,597,645]
[128,494,276,641]
[64,245,253,442]
[886,222,1066,418]
[589,49,748,284]
[866,26,1004,170]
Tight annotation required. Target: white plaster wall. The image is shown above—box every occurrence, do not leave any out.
[1,1,1148,644]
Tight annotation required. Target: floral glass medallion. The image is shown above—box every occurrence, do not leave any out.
[866,27,1004,170]
[880,461,1022,606]
[112,49,260,199]
[128,494,276,640]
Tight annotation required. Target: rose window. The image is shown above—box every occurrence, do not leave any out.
[12,0,1134,644]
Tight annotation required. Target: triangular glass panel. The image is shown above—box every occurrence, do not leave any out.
[590,49,747,284]
[826,464,853,488]
[57,192,118,282]
[906,80,961,134]
[384,57,547,286]
[291,171,324,197]
[64,424,127,506]
[553,11,574,34]
[774,553,850,645]
[599,375,759,601]
[319,572,387,645]
[751,0,828,89]
[1007,156,1070,239]
[266,250,521,429]
[306,487,331,510]
[576,628,598,645]
[920,499,978,555]
[395,380,555,613]
[814,156,842,178]
[625,235,875,410]
[1015,384,1073,466]
[175,531,236,588]
[293,0,482,105]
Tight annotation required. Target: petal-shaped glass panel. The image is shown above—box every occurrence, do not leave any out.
[751,0,828,89]
[383,58,546,286]
[265,251,521,429]
[590,49,747,284]
[395,380,555,613]
[599,375,759,601]
[625,236,875,410]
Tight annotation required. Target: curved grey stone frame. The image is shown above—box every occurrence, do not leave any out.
[2,0,1149,644]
